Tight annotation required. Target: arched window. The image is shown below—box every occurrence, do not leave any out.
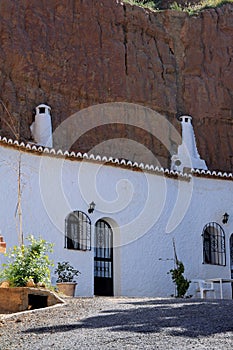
[65,211,91,251]
[202,222,226,266]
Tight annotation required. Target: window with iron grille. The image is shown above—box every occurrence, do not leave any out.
[202,222,226,266]
[65,211,91,251]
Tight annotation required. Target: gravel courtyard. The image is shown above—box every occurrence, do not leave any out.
[0,297,233,349]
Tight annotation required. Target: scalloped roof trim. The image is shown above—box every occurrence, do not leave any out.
[0,136,232,179]
[191,168,233,179]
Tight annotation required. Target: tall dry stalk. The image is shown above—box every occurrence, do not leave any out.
[0,99,20,140]
[0,99,23,245]
[15,152,23,246]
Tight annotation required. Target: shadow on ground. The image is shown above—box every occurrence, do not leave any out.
[22,298,233,337]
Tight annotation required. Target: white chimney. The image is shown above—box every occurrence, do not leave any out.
[30,104,53,148]
[171,115,207,172]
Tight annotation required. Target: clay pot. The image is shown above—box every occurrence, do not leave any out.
[56,282,77,296]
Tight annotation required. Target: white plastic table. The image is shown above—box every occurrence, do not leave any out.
[205,278,233,299]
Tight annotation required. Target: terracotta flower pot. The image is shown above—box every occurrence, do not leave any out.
[56,282,77,296]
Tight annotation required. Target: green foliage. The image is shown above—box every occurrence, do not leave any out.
[169,260,190,298]
[134,0,162,8]
[170,1,183,11]
[55,261,81,283]
[170,0,233,15]
[123,0,162,10]
[0,235,54,287]
[123,0,233,13]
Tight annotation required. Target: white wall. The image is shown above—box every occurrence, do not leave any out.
[0,143,233,298]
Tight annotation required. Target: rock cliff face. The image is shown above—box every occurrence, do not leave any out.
[0,0,232,170]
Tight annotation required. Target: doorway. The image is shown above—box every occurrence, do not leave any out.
[94,219,113,296]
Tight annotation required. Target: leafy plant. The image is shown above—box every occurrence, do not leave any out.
[170,0,233,15]
[134,0,162,8]
[168,239,190,298]
[123,0,233,14]
[170,1,183,11]
[54,261,81,283]
[169,260,190,298]
[0,235,54,287]
[123,0,161,10]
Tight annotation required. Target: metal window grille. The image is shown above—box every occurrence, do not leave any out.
[202,222,226,266]
[94,220,113,278]
[65,211,91,251]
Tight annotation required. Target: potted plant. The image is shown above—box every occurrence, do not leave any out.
[54,261,80,297]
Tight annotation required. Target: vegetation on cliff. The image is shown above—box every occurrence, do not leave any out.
[124,0,233,13]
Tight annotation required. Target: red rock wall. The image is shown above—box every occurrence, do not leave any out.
[0,0,232,170]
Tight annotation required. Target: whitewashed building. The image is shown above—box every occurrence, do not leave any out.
[0,104,233,299]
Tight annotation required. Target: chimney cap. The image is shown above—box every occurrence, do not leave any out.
[179,115,192,123]
[36,104,51,110]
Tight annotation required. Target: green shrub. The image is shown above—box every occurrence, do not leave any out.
[123,0,233,13]
[55,261,81,283]
[170,0,233,15]
[170,1,183,11]
[0,235,54,287]
[169,260,190,298]
[123,0,161,10]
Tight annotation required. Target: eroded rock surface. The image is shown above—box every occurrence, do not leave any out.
[0,0,232,170]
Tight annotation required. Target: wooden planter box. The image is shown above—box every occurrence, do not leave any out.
[0,287,64,313]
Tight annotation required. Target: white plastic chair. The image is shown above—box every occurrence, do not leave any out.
[192,279,216,299]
